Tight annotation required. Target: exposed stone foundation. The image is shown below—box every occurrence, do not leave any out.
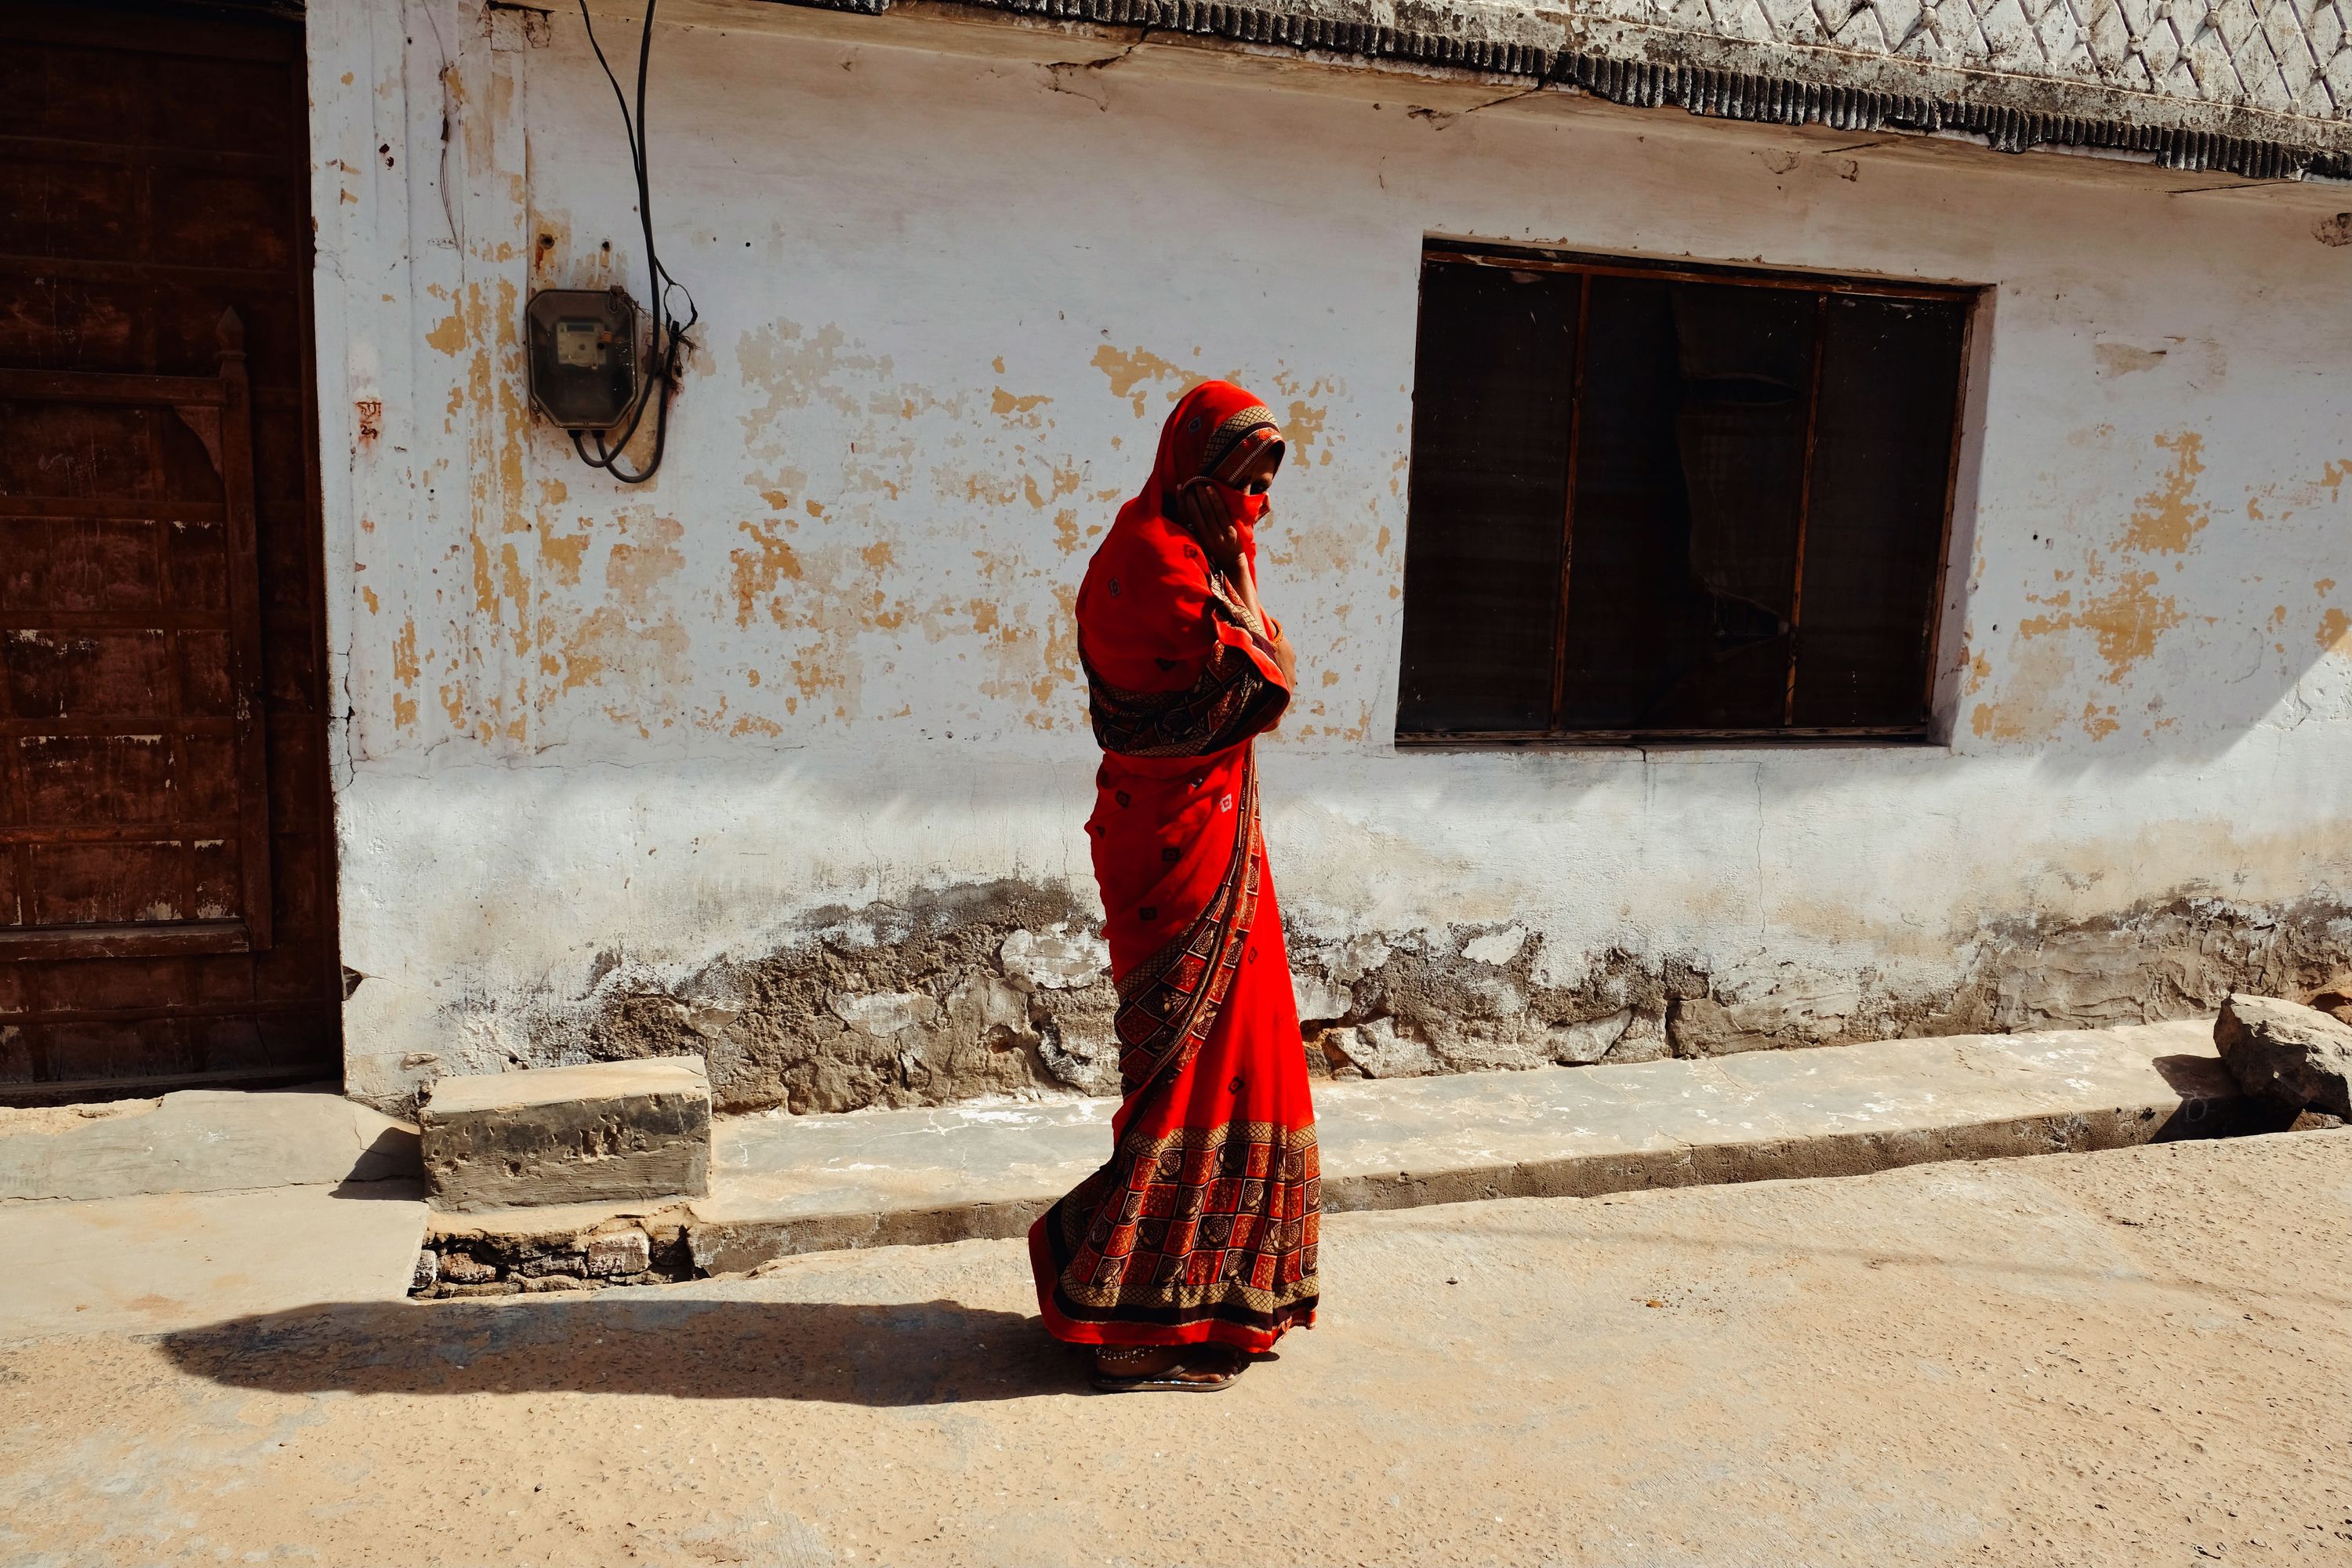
[412,1215,697,1299]
[564,880,1124,1113]
[401,882,2351,1118]
[1306,894,2352,1078]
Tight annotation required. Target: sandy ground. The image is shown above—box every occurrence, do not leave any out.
[0,1098,158,1138]
[2,1131,2344,1568]
[0,1181,426,1338]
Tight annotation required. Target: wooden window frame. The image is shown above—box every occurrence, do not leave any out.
[1398,241,1982,750]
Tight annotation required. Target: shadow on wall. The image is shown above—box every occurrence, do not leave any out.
[160,1296,1087,1407]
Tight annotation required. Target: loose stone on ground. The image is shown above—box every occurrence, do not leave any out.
[2216,992,2352,1120]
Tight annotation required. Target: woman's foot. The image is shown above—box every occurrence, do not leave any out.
[1091,1343,1246,1393]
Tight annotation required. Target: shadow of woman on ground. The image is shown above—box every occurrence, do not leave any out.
[158,1294,1087,1406]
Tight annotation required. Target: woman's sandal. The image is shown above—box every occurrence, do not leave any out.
[1091,1343,1247,1393]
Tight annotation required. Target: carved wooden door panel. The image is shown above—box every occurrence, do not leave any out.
[0,321,272,954]
[0,2,339,1100]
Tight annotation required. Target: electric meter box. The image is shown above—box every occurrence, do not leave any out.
[524,288,642,431]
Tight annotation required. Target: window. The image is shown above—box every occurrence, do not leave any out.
[1396,243,1975,744]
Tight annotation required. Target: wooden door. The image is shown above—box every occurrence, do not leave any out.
[0,2,340,1101]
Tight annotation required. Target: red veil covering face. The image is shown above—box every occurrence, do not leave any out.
[1027,380,1320,1352]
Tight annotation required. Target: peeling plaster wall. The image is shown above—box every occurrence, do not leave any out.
[308,0,2352,1112]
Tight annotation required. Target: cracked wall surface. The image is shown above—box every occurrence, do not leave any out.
[310,2,2352,1114]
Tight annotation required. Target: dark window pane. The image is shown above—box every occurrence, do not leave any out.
[1558,278,1813,729]
[1396,244,1968,742]
[1396,261,1577,733]
[1791,295,1967,727]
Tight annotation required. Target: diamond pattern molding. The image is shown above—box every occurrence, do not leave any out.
[1667,0,2350,119]
[786,0,2352,177]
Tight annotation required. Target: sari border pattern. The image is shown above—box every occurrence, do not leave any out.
[1082,636,1286,760]
[1039,1119,1322,1332]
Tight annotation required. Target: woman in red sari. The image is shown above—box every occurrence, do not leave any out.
[1028,380,1320,1393]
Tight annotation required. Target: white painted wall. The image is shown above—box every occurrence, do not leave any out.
[307,0,2352,1107]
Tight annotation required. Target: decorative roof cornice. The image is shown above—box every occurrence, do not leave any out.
[772,0,2352,180]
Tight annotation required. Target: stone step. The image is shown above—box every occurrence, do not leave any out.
[416,1017,2256,1294]
[419,1054,712,1212]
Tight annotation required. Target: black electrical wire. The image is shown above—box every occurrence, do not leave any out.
[573,0,698,484]
[578,0,677,470]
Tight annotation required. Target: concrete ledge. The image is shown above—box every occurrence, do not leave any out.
[419,1056,712,1213]
[1310,1021,2252,1212]
[0,1089,420,1203]
[417,1018,2254,1291]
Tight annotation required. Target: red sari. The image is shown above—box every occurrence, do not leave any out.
[1028,382,1321,1354]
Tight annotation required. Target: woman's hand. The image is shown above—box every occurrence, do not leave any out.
[1175,478,1247,574]
[1176,478,1285,671]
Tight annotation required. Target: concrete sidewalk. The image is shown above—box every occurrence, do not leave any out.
[0,1087,418,1202]
[426,1017,2252,1283]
